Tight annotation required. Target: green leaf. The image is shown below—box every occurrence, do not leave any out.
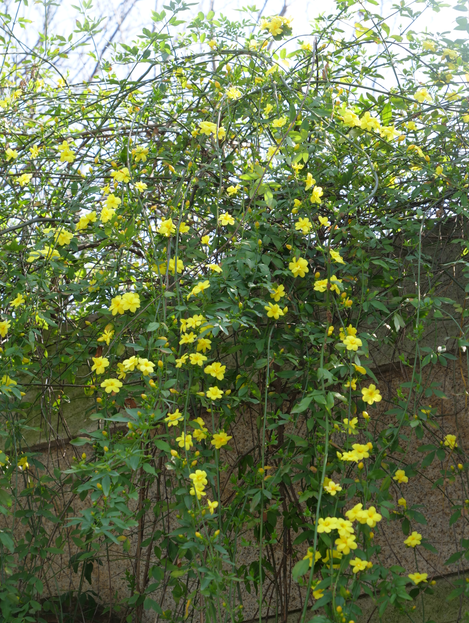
[292,396,313,413]
[292,557,310,581]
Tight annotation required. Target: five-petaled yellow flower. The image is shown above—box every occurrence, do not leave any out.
[289,257,309,278]
[393,469,408,484]
[408,572,428,585]
[211,431,232,449]
[295,217,312,234]
[218,212,235,226]
[100,378,123,393]
[91,356,109,374]
[264,303,286,320]
[206,387,224,400]
[343,335,362,351]
[404,531,422,548]
[361,384,382,405]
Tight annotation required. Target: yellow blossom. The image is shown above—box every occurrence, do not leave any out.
[264,303,285,320]
[17,173,32,186]
[324,480,342,496]
[207,499,219,514]
[305,173,316,190]
[176,432,193,450]
[289,257,309,278]
[204,362,226,380]
[295,217,312,234]
[318,216,330,227]
[111,167,130,183]
[415,88,431,103]
[10,294,25,308]
[272,116,287,128]
[0,319,11,337]
[343,335,362,351]
[197,338,212,353]
[211,430,232,448]
[165,409,183,427]
[159,218,176,237]
[206,387,224,401]
[361,384,382,405]
[190,353,207,366]
[444,434,457,450]
[270,284,285,301]
[350,558,368,573]
[393,469,408,484]
[219,212,235,226]
[408,572,427,585]
[91,357,110,374]
[310,186,323,204]
[404,531,422,548]
[100,378,123,394]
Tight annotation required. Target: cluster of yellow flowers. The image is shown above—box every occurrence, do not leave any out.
[259,15,292,37]
[109,292,141,315]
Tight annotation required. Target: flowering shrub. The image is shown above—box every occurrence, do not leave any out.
[0,0,469,622]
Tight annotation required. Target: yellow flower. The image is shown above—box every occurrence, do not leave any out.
[76,211,97,230]
[353,364,366,374]
[310,186,323,204]
[190,353,207,366]
[380,126,399,141]
[117,363,127,379]
[343,417,358,432]
[207,499,219,514]
[270,284,285,301]
[175,354,188,368]
[350,558,368,573]
[311,581,324,600]
[345,503,364,522]
[197,338,211,353]
[317,517,338,533]
[109,295,126,315]
[422,40,436,52]
[204,362,226,380]
[227,184,240,195]
[359,111,381,132]
[122,292,140,312]
[334,533,357,555]
[0,319,11,337]
[188,280,210,299]
[208,40,216,49]
[305,173,316,190]
[134,181,147,193]
[165,409,183,426]
[27,247,61,262]
[207,263,222,273]
[295,217,312,234]
[264,303,285,320]
[199,121,216,135]
[318,216,330,227]
[404,531,422,548]
[303,548,322,567]
[408,572,427,585]
[264,103,273,116]
[106,193,122,210]
[98,327,114,345]
[189,469,208,488]
[180,332,197,345]
[289,257,309,278]
[272,116,288,128]
[206,387,224,401]
[444,434,457,450]
[91,357,110,374]
[393,469,408,484]
[357,506,382,527]
[301,42,313,52]
[193,419,208,442]
[176,432,193,450]
[122,356,139,371]
[398,497,407,509]
[361,384,382,405]
[218,212,235,226]
[10,294,25,308]
[100,378,123,393]
[5,147,18,160]
[138,358,155,376]
[132,146,149,162]
[159,218,176,237]
[226,86,242,100]
[101,206,116,223]
[17,173,32,186]
[201,235,210,245]
[111,167,130,183]
[342,109,360,127]
[30,145,40,158]
[211,430,232,448]
[328,326,334,336]
[343,335,362,351]
[330,249,344,264]
[415,88,431,103]
[324,480,342,496]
